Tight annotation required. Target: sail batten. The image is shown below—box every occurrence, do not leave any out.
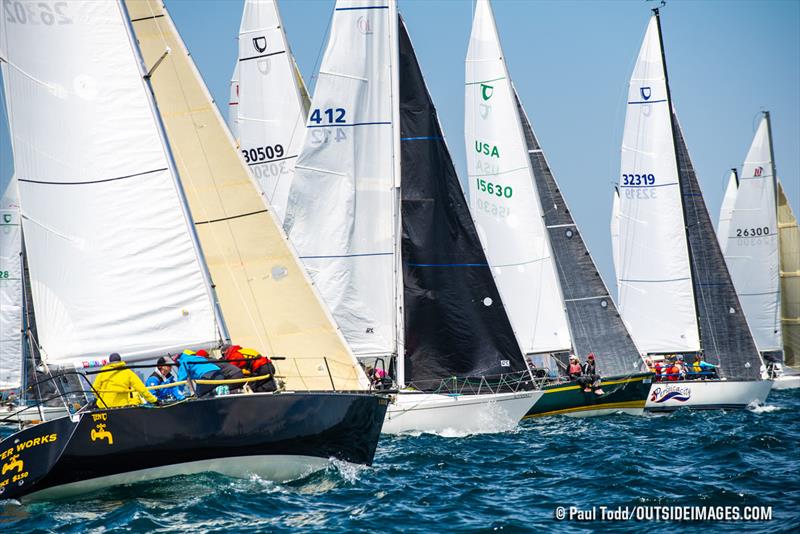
[126,0,368,390]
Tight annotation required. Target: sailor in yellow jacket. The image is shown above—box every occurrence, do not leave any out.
[93,353,158,409]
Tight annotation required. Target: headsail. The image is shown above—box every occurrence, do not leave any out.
[672,112,762,380]
[464,0,570,356]
[126,0,368,391]
[399,15,526,388]
[0,172,22,388]
[617,15,700,354]
[722,115,781,352]
[285,0,399,361]
[778,180,800,368]
[717,169,738,253]
[1,1,221,368]
[235,0,309,224]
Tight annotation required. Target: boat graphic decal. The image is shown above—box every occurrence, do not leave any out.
[650,385,692,403]
[90,413,114,445]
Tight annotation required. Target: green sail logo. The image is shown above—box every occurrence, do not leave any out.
[480,83,494,101]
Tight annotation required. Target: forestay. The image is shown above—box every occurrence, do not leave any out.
[234,0,309,224]
[286,0,398,360]
[0,171,22,388]
[126,0,368,391]
[399,15,527,388]
[717,170,737,253]
[778,181,800,368]
[465,0,570,356]
[723,116,781,352]
[617,16,700,354]
[0,1,220,368]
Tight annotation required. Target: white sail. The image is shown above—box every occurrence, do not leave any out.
[617,16,700,354]
[227,62,240,142]
[610,186,621,293]
[285,0,399,359]
[0,170,23,389]
[236,0,309,224]
[0,1,220,367]
[724,116,781,351]
[717,170,738,253]
[464,0,569,355]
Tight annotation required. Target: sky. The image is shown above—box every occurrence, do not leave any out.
[1,0,799,294]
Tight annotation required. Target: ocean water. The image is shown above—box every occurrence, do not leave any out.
[1,389,798,533]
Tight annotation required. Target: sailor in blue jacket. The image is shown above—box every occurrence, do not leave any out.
[146,357,185,402]
[174,350,224,397]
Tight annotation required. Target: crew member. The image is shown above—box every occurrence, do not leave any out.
[581,353,604,395]
[93,353,158,408]
[197,349,244,392]
[174,350,225,398]
[146,357,185,402]
[692,355,718,379]
[224,345,278,393]
[566,355,583,381]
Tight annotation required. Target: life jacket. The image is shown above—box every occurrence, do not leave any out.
[693,361,702,373]
[667,364,679,381]
[568,362,582,376]
[225,345,272,374]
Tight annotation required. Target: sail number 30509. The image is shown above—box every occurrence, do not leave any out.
[242,144,284,164]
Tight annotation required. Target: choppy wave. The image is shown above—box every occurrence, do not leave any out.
[1,389,798,532]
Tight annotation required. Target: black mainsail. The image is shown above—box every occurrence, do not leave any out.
[398,17,527,389]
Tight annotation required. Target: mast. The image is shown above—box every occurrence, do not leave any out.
[388,2,405,387]
[653,7,704,353]
[119,0,230,347]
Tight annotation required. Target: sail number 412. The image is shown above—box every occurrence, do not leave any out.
[476,178,512,198]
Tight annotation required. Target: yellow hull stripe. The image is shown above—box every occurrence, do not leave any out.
[524,400,647,419]
[543,375,648,394]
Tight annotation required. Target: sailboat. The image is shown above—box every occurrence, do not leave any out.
[0,0,386,501]
[718,112,800,389]
[614,8,772,410]
[465,0,651,418]
[228,0,310,224]
[284,0,540,434]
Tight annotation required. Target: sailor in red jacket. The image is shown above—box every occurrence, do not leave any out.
[224,345,278,392]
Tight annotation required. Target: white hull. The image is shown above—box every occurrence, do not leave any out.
[381,390,540,435]
[25,454,330,502]
[645,379,772,411]
[1,404,69,425]
[772,375,800,390]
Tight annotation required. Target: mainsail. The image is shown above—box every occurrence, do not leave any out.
[464,0,570,356]
[0,172,22,388]
[399,15,525,388]
[286,0,399,361]
[1,1,222,368]
[233,0,309,224]
[777,180,800,368]
[616,14,700,354]
[125,0,368,390]
[721,114,781,353]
